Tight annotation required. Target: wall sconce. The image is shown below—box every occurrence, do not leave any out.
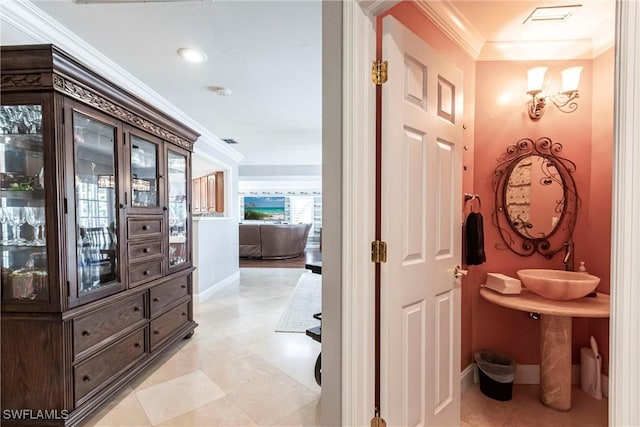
[526,66,583,120]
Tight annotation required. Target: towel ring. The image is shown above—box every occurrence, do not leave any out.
[464,193,481,211]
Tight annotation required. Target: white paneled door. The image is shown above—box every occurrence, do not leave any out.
[380,16,463,427]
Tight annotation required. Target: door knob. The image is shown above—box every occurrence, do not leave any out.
[454,265,468,279]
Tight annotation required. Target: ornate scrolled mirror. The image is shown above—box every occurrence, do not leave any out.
[492,137,580,258]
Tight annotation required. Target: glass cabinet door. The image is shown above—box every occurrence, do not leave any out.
[73,111,120,295]
[0,104,48,302]
[167,150,188,269]
[129,133,161,211]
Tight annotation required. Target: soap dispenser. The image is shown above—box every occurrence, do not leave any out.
[578,261,587,273]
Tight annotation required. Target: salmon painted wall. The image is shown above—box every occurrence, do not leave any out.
[587,48,614,374]
[380,2,477,369]
[472,57,614,369]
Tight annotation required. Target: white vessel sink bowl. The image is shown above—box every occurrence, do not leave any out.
[517,269,600,300]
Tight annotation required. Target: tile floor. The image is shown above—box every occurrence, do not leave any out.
[85,268,321,427]
[462,383,608,426]
[85,267,607,427]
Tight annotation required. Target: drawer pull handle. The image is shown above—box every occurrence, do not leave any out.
[142,225,149,231]
[181,285,187,289]
[83,375,91,382]
[134,342,141,348]
[143,248,149,253]
[153,297,159,302]
[181,312,187,317]
[163,206,168,211]
[81,330,90,336]
[133,306,141,312]
[153,330,160,335]
[143,270,150,276]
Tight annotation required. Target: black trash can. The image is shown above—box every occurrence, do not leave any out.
[475,350,516,401]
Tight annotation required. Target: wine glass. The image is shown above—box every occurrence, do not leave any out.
[7,207,27,245]
[0,208,9,244]
[25,207,46,246]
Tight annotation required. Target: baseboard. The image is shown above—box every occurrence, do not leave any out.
[460,364,475,393]
[470,364,581,385]
[195,271,240,303]
[468,364,609,398]
[515,364,580,384]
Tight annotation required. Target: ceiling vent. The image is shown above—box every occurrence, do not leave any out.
[524,5,582,23]
[223,138,239,144]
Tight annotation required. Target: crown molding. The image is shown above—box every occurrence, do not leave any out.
[1,0,243,163]
[413,0,485,60]
[357,0,399,17]
[410,0,613,62]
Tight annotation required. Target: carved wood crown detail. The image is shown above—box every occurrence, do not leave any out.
[53,74,193,150]
[1,74,42,88]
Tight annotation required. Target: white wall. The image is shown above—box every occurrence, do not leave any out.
[192,217,239,300]
[192,144,240,300]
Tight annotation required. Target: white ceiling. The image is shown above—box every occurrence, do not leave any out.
[1,0,614,169]
[451,0,614,60]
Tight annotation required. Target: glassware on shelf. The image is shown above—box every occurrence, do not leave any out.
[6,207,27,245]
[5,254,47,301]
[10,261,35,300]
[0,208,9,244]
[1,103,48,303]
[25,207,45,246]
[30,252,48,295]
[0,105,42,135]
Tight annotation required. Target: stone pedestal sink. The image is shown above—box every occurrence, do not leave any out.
[480,287,609,411]
[517,269,600,300]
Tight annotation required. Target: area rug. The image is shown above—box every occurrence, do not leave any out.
[275,272,321,333]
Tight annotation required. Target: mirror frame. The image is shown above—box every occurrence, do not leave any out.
[492,137,580,258]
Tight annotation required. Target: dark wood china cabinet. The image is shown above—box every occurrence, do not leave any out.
[0,45,198,426]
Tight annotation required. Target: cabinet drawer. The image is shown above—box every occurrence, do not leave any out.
[129,260,163,288]
[150,301,190,350]
[128,239,164,263]
[74,293,146,357]
[150,277,189,318]
[128,217,163,239]
[74,328,146,404]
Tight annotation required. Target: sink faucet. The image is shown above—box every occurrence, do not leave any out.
[563,240,574,271]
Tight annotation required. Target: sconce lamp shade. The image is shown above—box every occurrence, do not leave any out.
[526,65,581,119]
[527,66,548,92]
[561,66,583,93]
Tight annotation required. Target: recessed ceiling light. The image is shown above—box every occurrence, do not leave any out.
[177,48,208,63]
[524,5,582,23]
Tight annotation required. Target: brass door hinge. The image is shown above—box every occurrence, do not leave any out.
[371,60,388,85]
[371,240,387,263]
[371,415,387,427]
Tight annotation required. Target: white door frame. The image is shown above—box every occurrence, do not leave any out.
[338,1,640,426]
